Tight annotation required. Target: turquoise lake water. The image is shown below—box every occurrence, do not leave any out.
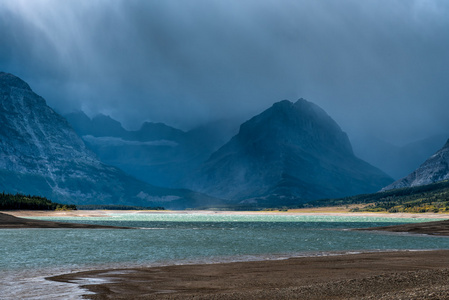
[2,213,449,299]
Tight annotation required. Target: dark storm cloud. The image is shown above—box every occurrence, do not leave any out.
[1,0,449,144]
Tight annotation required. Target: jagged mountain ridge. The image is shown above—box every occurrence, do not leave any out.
[383,139,449,191]
[188,99,393,205]
[65,111,240,188]
[65,112,186,142]
[0,72,219,209]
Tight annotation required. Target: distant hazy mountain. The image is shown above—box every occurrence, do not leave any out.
[65,111,240,188]
[0,72,218,209]
[352,134,449,179]
[65,112,186,142]
[383,139,449,191]
[187,99,393,206]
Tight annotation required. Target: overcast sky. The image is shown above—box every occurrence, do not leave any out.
[1,0,449,145]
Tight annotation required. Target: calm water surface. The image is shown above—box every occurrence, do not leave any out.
[2,213,449,299]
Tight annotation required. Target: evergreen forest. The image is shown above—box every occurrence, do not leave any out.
[0,192,77,210]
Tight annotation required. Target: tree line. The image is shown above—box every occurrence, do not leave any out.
[0,192,77,210]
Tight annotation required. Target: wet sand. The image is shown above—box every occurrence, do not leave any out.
[360,219,449,236]
[49,250,449,300]
[0,212,130,229]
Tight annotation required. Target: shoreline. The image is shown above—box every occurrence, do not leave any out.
[4,209,449,219]
[359,219,449,236]
[2,209,448,234]
[0,212,130,229]
[49,250,449,299]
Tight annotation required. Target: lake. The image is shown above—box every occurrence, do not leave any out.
[2,212,449,299]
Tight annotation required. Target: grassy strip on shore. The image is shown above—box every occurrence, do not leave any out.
[306,180,449,214]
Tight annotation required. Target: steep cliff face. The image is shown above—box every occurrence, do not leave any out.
[383,139,449,191]
[188,99,393,205]
[0,73,97,178]
[0,72,217,208]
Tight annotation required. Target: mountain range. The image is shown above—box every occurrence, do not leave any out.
[0,72,219,209]
[4,71,448,209]
[65,112,240,188]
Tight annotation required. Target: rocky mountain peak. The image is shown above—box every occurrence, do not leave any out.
[189,99,392,204]
[383,138,449,191]
[237,98,353,158]
[0,72,32,91]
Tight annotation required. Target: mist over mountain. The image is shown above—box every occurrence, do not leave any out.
[2,1,449,148]
[65,111,240,188]
[66,112,186,142]
[187,99,393,205]
[352,134,449,179]
[0,72,219,209]
[383,139,449,191]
